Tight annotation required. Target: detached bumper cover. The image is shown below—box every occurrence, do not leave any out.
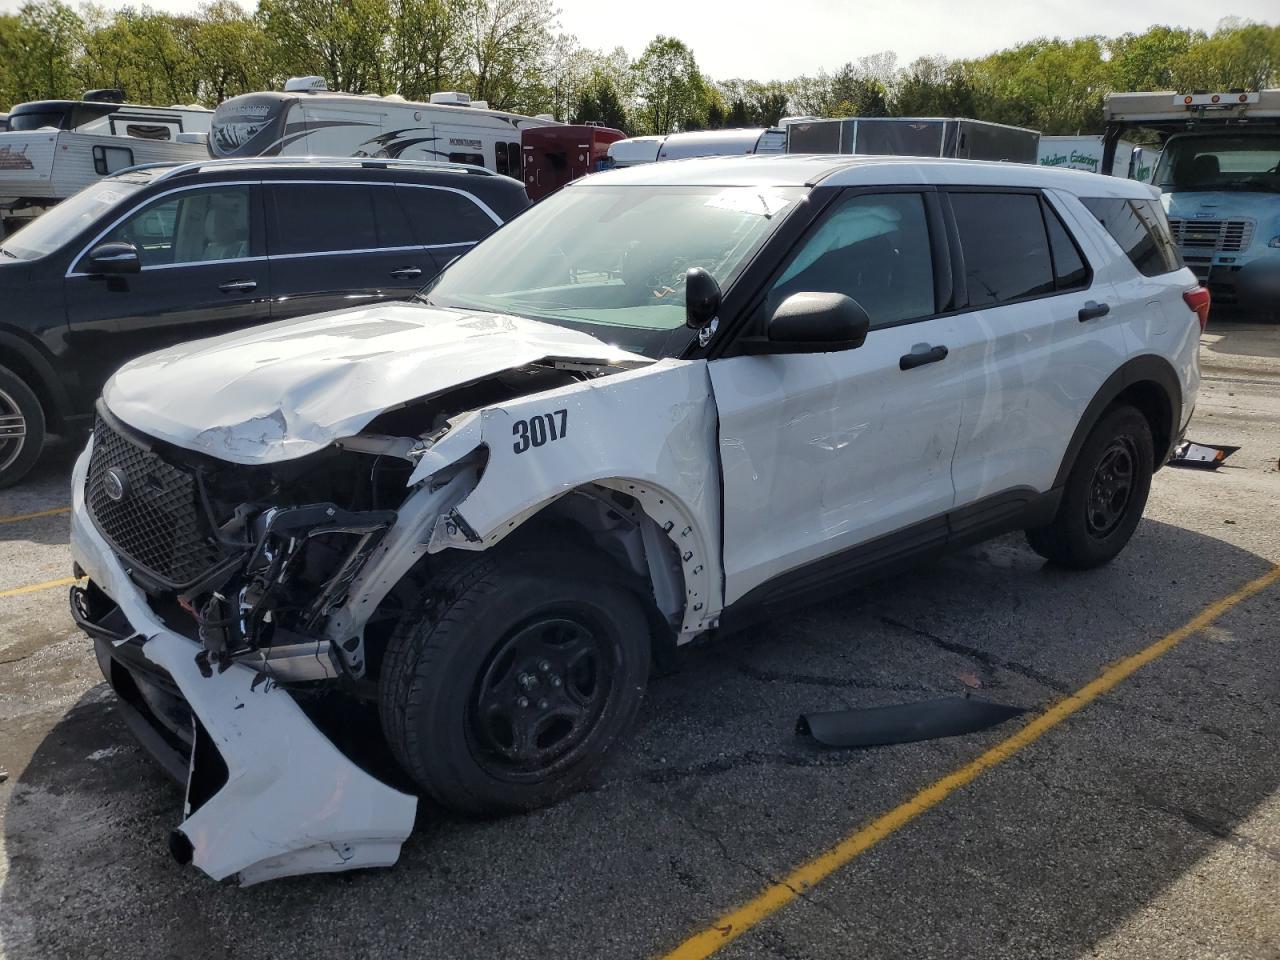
[69,442,418,885]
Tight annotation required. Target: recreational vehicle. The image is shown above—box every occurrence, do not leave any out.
[0,91,211,235]
[785,117,1039,163]
[209,77,559,178]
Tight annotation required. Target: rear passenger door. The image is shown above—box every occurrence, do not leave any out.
[944,189,1124,509]
[266,181,431,320]
[394,183,504,274]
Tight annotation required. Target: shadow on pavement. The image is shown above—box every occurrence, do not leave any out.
[2,518,1277,960]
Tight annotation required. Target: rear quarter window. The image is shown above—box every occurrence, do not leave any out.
[396,185,499,246]
[1080,197,1182,277]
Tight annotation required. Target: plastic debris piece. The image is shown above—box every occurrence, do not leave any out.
[797,696,1028,748]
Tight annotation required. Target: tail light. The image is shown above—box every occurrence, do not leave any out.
[1183,286,1211,332]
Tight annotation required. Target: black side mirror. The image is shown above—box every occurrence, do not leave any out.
[685,267,721,330]
[750,292,870,354]
[86,242,141,275]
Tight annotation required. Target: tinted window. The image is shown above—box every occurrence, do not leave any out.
[101,186,251,267]
[9,110,68,130]
[769,192,935,327]
[371,185,414,247]
[272,184,378,255]
[1042,201,1089,290]
[1081,197,1181,277]
[448,152,484,166]
[125,124,171,141]
[950,192,1054,307]
[507,142,521,174]
[92,144,134,175]
[396,186,498,246]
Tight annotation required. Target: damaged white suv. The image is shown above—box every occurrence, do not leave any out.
[70,155,1204,883]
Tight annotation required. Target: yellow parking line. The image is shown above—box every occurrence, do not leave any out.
[0,506,71,525]
[660,563,1280,960]
[0,576,81,600]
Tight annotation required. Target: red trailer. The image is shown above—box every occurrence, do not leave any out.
[520,124,625,201]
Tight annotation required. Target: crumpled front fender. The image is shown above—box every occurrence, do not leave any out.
[410,359,725,636]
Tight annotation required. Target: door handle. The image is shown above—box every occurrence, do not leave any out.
[218,279,257,293]
[390,266,423,280]
[899,344,949,370]
[1078,300,1110,322]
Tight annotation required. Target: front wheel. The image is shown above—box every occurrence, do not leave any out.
[1026,404,1154,568]
[378,545,651,816]
[0,365,46,489]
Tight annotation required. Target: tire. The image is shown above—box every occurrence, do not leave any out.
[0,364,46,489]
[379,545,651,816]
[1026,404,1154,569]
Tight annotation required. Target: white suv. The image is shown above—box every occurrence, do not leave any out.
[69,155,1204,884]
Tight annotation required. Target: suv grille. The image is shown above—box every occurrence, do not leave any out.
[86,416,222,588]
[1167,218,1254,253]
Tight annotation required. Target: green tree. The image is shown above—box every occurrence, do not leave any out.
[462,0,559,112]
[257,0,391,94]
[631,35,704,134]
[0,1,84,103]
[387,0,472,101]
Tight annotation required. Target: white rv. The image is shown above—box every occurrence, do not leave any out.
[1037,135,1139,177]
[0,92,211,234]
[208,77,558,178]
[607,127,790,168]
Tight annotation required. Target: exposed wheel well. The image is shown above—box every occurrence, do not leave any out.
[1110,379,1174,469]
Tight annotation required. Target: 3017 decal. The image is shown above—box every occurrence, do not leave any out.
[512,410,568,454]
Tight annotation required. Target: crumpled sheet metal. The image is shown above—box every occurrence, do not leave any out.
[69,443,417,884]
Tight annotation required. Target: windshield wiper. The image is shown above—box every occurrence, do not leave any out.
[0,247,19,259]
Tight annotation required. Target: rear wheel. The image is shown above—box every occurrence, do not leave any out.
[0,365,45,489]
[379,545,651,816]
[1026,404,1153,568]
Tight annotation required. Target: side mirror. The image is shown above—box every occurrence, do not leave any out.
[86,241,141,275]
[685,267,721,330]
[759,292,870,354]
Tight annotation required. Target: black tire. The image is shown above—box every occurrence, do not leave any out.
[379,545,651,816]
[0,364,46,489]
[1026,404,1154,569]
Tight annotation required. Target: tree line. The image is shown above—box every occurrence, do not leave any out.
[1,2,1277,137]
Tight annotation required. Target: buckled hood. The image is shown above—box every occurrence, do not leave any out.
[103,301,648,464]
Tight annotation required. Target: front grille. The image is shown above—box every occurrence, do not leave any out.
[1167,218,1255,253]
[86,415,222,588]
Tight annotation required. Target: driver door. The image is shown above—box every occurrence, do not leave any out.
[710,189,966,608]
[64,183,269,403]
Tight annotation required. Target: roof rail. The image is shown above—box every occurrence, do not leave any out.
[110,155,500,183]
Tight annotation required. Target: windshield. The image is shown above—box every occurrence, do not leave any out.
[1154,135,1280,193]
[424,184,805,357]
[0,179,146,260]
[8,109,69,131]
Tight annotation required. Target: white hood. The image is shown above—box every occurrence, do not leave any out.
[104,301,648,464]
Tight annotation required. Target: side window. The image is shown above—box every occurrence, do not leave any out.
[125,124,171,141]
[92,144,134,175]
[495,145,510,176]
[371,185,415,247]
[272,184,378,255]
[1080,197,1182,277]
[395,186,499,246]
[448,152,485,167]
[507,142,521,175]
[98,186,251,268]
[950,192,1054,307]
[767,192,935,327]
[1042,200,1090,290]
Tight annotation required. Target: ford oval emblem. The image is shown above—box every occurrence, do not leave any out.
[103,467,128,503]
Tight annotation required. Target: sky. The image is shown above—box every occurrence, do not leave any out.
[2,0,1276,79]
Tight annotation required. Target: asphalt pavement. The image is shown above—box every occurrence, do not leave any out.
[1,317,1278,960]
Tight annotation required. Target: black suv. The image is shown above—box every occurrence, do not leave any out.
[0,157,528,486]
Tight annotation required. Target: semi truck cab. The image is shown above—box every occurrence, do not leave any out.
[1104,90,1280,316]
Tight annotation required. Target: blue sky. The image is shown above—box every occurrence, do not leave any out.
[2,0,1276,79]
